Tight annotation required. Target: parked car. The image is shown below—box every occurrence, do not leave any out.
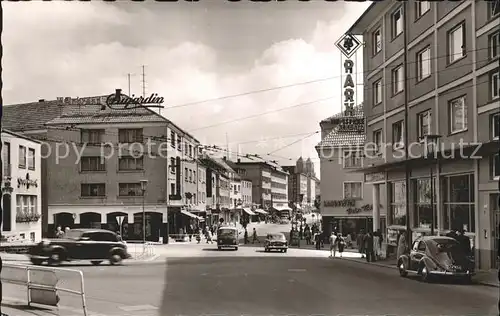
[217,226,239,250]
[28,229,131,266]
[264,233,288,253]
[397,236,475,282]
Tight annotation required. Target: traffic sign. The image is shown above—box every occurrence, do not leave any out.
[335,33,362,58]
[29,269,59,306]
[116,216,125,226]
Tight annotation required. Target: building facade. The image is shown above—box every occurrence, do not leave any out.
[2,96,206,242]
[317,106,387,237]
[1,130,42,242]
[283,158,320,212]
[348,0,499,269]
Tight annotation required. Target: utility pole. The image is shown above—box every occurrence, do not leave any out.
[226,133,230,160]
[403,1,412,247]
[141,65,146,98]
[127,73,132,96]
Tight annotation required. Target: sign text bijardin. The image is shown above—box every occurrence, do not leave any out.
[58,89,165,110]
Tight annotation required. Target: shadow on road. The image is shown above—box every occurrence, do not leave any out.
[201,248,220,251]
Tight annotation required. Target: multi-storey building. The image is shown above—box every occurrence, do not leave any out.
[271,168,289,208]
[2,95,204,242]
[284,158,320,212]
[240,179,253,207]
[1,130,42,242]
[316,105,387,237]
[348,1,499,269]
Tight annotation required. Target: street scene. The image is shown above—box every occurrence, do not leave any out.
[1,1,500,316]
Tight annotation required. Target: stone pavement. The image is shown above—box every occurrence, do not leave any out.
[338,255,500,288]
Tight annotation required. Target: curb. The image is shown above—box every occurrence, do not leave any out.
[337,257,500,288]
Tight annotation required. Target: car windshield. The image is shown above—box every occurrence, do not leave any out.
[268,234,285,241]
[63,230,83,239]
[218,229,236,238]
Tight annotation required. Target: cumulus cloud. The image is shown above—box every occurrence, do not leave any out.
[3,1,369,175]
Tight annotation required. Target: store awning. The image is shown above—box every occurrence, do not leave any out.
[242,208,256,215]
[253,209,268,214]
[181,209,201,220]
[273,206,292,211]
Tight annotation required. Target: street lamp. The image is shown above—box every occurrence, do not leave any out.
[424,135,441,236]
[140,179,148,251]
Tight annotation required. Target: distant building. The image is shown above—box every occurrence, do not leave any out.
[283,157,320,212]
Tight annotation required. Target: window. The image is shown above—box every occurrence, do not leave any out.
[414,178,437,229]
[490,31,499,59]
[118,129,143,143]
[81,183,106,197]
[118,156,143,171]
[343,182,362,199]
[373,129,382,154]
[392,120,404,148]
[449,96,467,133]
[194,171,196,182]
[372,28,382,55]
[170,157,176,173]
[30,232,35,242]
[443,174,475,232]
[81,129,104,144]
[170,131,175,147]
[491,70,499,100]
[373,79,382,105]
[392,65,404,94]
[390,180,407,226]
[81,156,105,172]
[185,168,188,181]
[493,154,500,179]
[415,1,430,19]
[417,110,432,140]
[2,142,10,177]
[119,183,143,196]
[177,137,182,150]
[489,0,500,19]
[448,23,465,63]
[343,151,362,168]
[18,145,26,168]
[170,183,176,195]
[16,195,37,218]
[391,7,403,38]
[492,113,500,139]
[189,169,193,182]
[26,148,35,170]
[417,47,431,81]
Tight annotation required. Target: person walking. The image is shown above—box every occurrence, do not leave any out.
[373,231,381,260]
[329,232,338,258]
[252,227,259,244]
[364,232,375,262]
[337,233,345,257]
[357,230,365,258]
[244,228,249,244]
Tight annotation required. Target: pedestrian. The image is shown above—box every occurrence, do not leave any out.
[55,226,64,238]
[329,232,338,258]
[377,229,384,258]
[299,225,303,240]
[252,228,259,243]
[396,231,408,259]
[206,230,213,244]
[456,229,471,255]
[337,233,345,257]
[196,229,201,243]
[357,230,365,258]
[244,228,249,244]
[314,232,321,250]
[364,232,375,262]
[373,231,380,260]
[345,233,352,248]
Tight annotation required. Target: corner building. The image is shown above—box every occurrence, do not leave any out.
[348,0,499,269]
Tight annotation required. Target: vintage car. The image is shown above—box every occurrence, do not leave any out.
[397,236,475,282]
[28,228,131,266]
[264,233,288,253]
[217,226,239,250]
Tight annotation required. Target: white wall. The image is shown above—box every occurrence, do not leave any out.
[1,131,42,242]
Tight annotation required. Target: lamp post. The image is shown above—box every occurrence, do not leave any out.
[140,179,148,252]
[424,135,441,236]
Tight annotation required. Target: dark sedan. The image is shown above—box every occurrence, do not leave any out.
[264,233,288,253]
[397,236,474,282]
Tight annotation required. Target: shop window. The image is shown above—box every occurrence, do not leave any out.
[442,174,475,232]
[343,182,362,199]
[389,181,407,226]
[413,178,437,229]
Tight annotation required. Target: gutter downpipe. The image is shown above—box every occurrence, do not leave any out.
[403,1,412,247]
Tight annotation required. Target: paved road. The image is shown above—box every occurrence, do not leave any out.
[3,244,498,316]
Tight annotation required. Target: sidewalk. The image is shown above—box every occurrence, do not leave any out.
[338,255,499,288]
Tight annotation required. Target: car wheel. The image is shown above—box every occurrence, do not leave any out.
[109,253,123,265]
[283,249,287,253]
[264,248,268,252]
[398,259,408,277]
[30,259,43,265]
[234,247,238,251]
[420,264,430,282]
[91,260,103,266]
[48,251,62,266]
[218,246,221,250]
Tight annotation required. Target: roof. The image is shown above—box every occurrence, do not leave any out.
[320,103,364,124]
[1,129,42,144]
[211,157,236,174]
[2,100,64,132]
[316,127,365,148]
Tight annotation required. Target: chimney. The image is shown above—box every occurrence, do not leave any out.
[38,99,45,102]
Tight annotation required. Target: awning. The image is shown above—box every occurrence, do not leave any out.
[253,209,268,214]
[273,206,292,212]
[181,209,201,220]
[242,208,256,215]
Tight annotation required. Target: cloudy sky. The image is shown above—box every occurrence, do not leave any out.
[3,1,369,177]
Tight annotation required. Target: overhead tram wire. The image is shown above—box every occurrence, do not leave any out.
[267,131,320,155]
[163,46,493,111]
